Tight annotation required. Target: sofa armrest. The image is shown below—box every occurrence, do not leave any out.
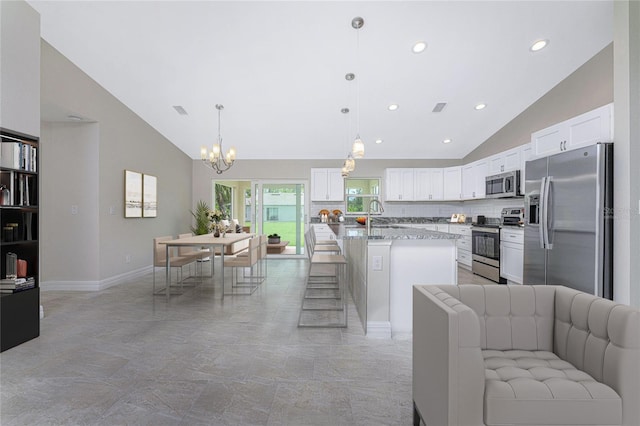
[554,286,640,426]
[413,285,485,426]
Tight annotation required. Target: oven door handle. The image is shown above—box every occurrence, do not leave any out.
[539,177,546,249]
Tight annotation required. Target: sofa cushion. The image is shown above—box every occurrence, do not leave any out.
[439,285,555,351]
[483,349,621,425]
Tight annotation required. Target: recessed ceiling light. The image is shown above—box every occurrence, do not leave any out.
[375,139,383,144]
[67,115,83,121]
[388,104,399,111]
[475,103,486,110]
[412,41,427,54]
[443,139,452,144]
[530,39,548,52]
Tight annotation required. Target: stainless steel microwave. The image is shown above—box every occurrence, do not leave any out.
[485,170,522,198]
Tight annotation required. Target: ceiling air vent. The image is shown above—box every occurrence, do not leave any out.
[432,102,447,113]
[172,105,188,115]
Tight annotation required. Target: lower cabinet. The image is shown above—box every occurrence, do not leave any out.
[448,225,472,270]
[500,228,524,284]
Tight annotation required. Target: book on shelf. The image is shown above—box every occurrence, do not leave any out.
[0,141,37,172]
[0,277,36,293]
[1,142,21,169]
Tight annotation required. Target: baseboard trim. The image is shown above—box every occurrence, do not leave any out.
[41,265,153,291]
[366,321,392,339]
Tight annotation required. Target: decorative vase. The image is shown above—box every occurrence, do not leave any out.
[268,237,280,244]
[214,229,220,238]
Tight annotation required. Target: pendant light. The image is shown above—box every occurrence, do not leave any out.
[200,104,237,174]
[342,74,356,175]
[351,16,365,159]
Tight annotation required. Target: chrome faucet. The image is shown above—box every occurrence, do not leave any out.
[367,198,384,234]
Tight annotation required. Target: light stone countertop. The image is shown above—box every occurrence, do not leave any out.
[328,224,462,240]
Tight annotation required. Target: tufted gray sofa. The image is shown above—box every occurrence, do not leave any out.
[413,284,640,426]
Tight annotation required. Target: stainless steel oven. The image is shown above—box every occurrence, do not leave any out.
[472,225,506,283]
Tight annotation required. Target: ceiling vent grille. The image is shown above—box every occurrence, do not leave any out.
[432,102,447,113]
[173,105,188,115]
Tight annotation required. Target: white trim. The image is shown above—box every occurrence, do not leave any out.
[41,265,152,291]
[366,321,392,339]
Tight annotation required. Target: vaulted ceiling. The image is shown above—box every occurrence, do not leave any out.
[30,1,613,160]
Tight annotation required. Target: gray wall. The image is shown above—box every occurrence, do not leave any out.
[40,41,193,289]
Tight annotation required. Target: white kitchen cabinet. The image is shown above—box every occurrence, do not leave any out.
[531,103,613,159]
[385,168,415,201]
[443,166,462,200]
[449,224,472,269]
[414,168,444,201]
[520,144,533,194]
[488,147,521,175]
[311,223,342,251]
[500,227,524,284]
[462,159,488,199]
[404,223,449,233]
[310,168,344,201]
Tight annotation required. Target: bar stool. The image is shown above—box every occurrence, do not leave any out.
[298,232,348,328]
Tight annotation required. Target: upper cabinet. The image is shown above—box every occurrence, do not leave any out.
[461,159,488,199]
[443,166,462,200]
[385,168,415,201]
[0,1,40,137]
[531,103,613,159]
[310,168,344,201]
[386,168,444,201]
[488,146,521,175]
[414,168,444,201]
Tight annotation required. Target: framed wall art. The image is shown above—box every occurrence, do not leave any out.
[124,170,143,218]
[143,174,157,217]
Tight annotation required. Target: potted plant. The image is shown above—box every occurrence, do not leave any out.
[268,233,281,244]
[190,200,211,235]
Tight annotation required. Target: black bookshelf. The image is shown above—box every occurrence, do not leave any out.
[1,128,40,352]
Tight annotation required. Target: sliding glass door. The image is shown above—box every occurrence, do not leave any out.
[253,181,307,256]
[211,179,308,257]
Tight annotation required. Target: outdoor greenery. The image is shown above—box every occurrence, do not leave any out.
[190,200,211,235]
[214,183,232,217]
[262,222,304,247]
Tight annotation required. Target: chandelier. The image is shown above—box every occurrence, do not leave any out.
[200,104,236,174]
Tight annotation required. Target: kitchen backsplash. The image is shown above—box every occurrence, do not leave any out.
[311,198,524,221]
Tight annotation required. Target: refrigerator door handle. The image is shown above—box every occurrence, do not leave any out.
[543,176,553,250]
[539,177,547,249]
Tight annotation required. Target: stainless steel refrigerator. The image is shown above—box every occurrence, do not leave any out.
[524,143,613,299]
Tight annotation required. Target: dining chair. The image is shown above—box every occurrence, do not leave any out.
[152,236,200,296]
[223,235,261,295]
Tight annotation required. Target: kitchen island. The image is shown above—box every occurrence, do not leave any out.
[329,224,460,338]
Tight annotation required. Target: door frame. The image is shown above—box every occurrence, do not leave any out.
[251,179,309,258]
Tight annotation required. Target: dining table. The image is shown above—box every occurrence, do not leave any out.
[159,232,254,300]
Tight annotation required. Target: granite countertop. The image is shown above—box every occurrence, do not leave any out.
[328,224,462,240]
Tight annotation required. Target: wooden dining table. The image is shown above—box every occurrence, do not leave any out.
[159,233,254,300]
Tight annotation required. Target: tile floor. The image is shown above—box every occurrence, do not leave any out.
[1,260,490,425]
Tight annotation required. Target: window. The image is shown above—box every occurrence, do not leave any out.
[266,207,279,221]
[214,183,233,218]
[345,178,381,214]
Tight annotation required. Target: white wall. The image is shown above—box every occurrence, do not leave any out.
[40,41,194,290]
[613,1,640,307]
[0,0,40,137]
